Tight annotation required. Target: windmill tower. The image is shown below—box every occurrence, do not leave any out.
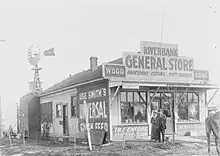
[28,45,42,95]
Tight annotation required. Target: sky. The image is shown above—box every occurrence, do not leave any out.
[0,0,219,130]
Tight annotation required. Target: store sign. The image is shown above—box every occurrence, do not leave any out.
[140,41,178,57]
[78,81,109,133]
[194,70,209,81]
[102,63,126,78]
[112,125,149,141]
[123,52,194,83]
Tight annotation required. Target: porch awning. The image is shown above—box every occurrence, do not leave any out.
[109,80,219,90]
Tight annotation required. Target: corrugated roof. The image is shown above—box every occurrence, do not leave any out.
[38,57,123,97]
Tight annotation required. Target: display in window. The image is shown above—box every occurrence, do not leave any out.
[188,102,199,121]
[126,103,134,123]
[134,103,146,123]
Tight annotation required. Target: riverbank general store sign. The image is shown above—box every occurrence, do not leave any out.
[102,41,210,84]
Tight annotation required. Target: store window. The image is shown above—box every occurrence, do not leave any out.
[120,91,147,124]
[71,96,77,117]
[56,103,62,117]
[176,92,199,122]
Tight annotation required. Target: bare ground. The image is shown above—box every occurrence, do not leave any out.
[0,136,218,156]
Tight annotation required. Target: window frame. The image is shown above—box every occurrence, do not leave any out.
[71,96,77,117]
[56,103,62,118]
[176,92,200,122]
[120,91,147,124]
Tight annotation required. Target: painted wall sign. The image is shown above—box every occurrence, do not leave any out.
[112,125,149,141]
[176,123,205,133]
[140,41,178,57]
[123,52,194,83]
[102,63,126,78]
[77,81,110,140]
[194,70,209,81]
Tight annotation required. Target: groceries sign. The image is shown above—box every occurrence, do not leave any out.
[123,52,194,83]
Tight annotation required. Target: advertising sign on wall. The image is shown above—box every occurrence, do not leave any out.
[176,123,205,135]
[140,41,178,57]
[194,70,209,81]
[77,81,110,140]
[112,125,149,141]
[102,63,126,78]
[123,52,194,83]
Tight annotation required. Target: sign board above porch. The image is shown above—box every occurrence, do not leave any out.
[123,52,194,83]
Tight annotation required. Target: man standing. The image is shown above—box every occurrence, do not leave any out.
[155,109,167,143]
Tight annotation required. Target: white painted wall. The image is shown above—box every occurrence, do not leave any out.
[109,87,120,140]
[40,89,78,137]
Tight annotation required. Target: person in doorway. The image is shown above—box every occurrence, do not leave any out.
[150,110,158,140]
[155,109,167,143]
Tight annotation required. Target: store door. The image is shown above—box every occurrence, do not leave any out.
[63,105,68,135]
[161,98,173,135]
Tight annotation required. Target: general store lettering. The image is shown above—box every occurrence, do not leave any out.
[125,54,194,72]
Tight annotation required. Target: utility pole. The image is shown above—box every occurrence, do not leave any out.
[0,96,3,139]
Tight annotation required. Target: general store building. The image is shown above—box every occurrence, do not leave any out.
[38,41,219,141]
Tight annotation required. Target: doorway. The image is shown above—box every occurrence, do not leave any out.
[161,97,173,134]
[63,105,68,135]
[150,93,173,135]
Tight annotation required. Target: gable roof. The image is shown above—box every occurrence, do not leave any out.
[38,58,123,97]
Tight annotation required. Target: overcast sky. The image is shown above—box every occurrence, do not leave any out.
[0,0,219,129]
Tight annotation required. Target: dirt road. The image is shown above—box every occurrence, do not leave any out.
[0,136,218,156]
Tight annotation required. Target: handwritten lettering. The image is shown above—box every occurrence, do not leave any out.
[80,122,108,132]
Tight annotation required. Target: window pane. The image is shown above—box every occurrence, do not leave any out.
[176,93,187,103]
[121,102,147,123]
[127,92,133,102]
[188,93,193,102]
[150,92,160,98]
[188,102,199,121]
[177,101,188,121]
[134,102,147,123]
[71,96,77,117]
[121,102,130,123]
[120,92,126,102]
[134,92,139,102]
[140,92,146,102]
[193,93,199,103]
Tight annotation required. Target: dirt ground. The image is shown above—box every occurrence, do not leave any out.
[0,136,218,156]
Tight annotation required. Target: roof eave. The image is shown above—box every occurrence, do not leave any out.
[37,77,105,98]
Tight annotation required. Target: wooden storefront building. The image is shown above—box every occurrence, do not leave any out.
[38,41,219,142]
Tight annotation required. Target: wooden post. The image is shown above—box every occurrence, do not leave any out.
[23,131,25,146]
[84,100,92,151]
[8,132,12,147]
[172,89,177,145]
[74,137,76,153]
[122,133,126,150]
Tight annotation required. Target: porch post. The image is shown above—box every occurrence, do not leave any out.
[109,85,120,141]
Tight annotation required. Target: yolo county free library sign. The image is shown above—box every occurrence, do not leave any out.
[102,41,209,84]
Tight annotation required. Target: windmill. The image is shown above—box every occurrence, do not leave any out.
[28,45,42,95]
